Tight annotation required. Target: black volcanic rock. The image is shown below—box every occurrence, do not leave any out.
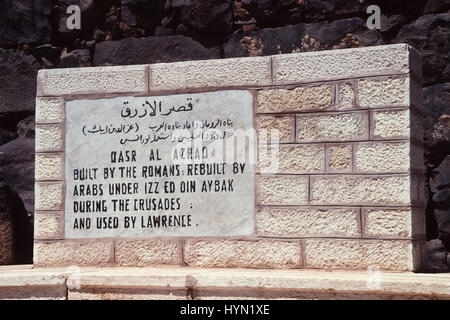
[59,49,91,68]
[0,49,38,116]
[168,0,233,35]
[224,17,383,58]
[0,117,35,214]
[0,182,33,265]
[425,239,450,272]
[423,83,450,149]
[396,11,450,85]
[121,0,166,31]
[0,0,52,46]
[94,35,220,66]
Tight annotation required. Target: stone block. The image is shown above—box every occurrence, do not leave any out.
[184,240,302,268]
[35,182,63,210]
[115,240,182,266]
[37,65,148,96]
[257,175,309,205]
[257,84,334,113]
[272,44,412,85]
[256,207,360,237]
[35,97,65,123]
[358,77,409,108]
[304,239,413,271]
[310,175,411,206]
[149,56,271,91]
[34,240,114,266]
[34,212,64,240]
[35,153,63,181]
[35,124,64,152]
[354,141,410,173]
[296,111,369,142]
[258,144,325,174]
[256,115,294,143]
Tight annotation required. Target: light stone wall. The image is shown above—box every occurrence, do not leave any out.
[34,44,425,271]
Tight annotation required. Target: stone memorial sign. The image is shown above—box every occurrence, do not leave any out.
[65,91,255,238]
[34,44,425,272]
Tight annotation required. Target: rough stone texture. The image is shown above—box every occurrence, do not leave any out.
[0,133,35,213]
[296,111,368,142]
[395,11,450,85]
[35,124,63,152]
[115,240,182,266]
[256,207,359,237]
[184,240,301,268]
[0,49,38,116]
[149,56,271,91]
[34,213,63,240]
[425,239,450,272]
[310,175,411,206]
[258,144,324,174]
[337,82,355,110]
[354,142,410,173]
[358,77,409,108]
[224,17,381,58]
[0,211,13,265]
[94,36,220,66]
[272,44,412,85]
[0,183,33,265]
[363,208,411,238]
[165,0,233,35]
[58,49,91,68]
[121,0,166,30]
[37,65,148,96]
[430,155,450,249]
[34,241,114,266]
[257,84,334,113]
[256,115,294,143]
[423,83,450,148]
[326,144,353,173]
[35,153,63,181]
[35,98,64,124]
[35,182,63,211]
[0,0,51,45]
[304,239,413,271]
[257,175,308,205]
[371,109,411,139]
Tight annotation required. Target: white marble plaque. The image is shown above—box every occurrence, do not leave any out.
[65,90,255,238]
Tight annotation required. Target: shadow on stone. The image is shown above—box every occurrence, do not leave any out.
[0,182,33,265]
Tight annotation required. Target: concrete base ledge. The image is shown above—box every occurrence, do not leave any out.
[0,265,449,300]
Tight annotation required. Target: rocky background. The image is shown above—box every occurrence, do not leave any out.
[0,0,448,270]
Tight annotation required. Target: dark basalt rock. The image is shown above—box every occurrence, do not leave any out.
[0,49,38,149]
[59,49,91,68]
[0,117,35,214]
[94,35,220,66]
[224,17,383,58]
[396,11,450,85]
[424,0,450,13]
[0,49,38,116]
[425,239,450,272]
[423,83,450,151]
[429,156,450,249]
[0,0,52,46]
[167,0,233,35]
[31,44,62,66]
[0,182,33,265]
[121,0,166,31]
